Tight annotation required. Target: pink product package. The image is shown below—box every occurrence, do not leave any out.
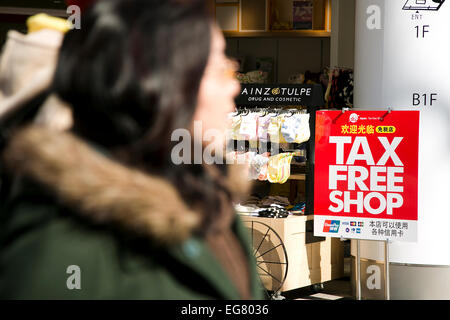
[257,114,272,142]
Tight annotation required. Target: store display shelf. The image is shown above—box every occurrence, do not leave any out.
[0,6,67,17]
[224,30,331,38]
[288,174,306,181]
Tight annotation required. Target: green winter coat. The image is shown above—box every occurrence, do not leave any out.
[0,126,264,300]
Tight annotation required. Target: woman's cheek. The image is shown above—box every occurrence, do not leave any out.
[229,77,241,100]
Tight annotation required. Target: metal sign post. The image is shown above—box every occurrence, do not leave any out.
[355,239,391,300]
[385,240,390,300]
[356,239,361,300]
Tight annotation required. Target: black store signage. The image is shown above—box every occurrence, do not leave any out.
[235,84,324,107]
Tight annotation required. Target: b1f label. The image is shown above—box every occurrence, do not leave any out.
[413,93,438,106]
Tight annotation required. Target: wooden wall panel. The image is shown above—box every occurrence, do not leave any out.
[277,38,323,82]
[241,0,267,31]
[313,0,325,30]
[216,4,240,31]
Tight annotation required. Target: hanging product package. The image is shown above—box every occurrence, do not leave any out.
[248,153,270,181]
[295,113,310,144]
[281,113,310,144]
[267,152,294,184]
[239,113,258,141]
[230,114,243,140]
[267,114,283,144]
[257,113,273,142]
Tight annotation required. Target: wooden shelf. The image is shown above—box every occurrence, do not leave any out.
[224,29,330,38]
[289,173,306,181]
[0,6,67,17]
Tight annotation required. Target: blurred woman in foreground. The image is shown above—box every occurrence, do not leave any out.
[0,0,263,299]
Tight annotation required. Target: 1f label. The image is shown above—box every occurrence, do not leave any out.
[414,25,430,38]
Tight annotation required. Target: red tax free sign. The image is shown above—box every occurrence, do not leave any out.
[314,110,419,222]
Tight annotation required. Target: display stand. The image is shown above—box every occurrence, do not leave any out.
[385,240,390,300]
[354,239,391,300]
[351,191,390,300]
[316,107,405,301]
[356,239,361,300]
[235,84,348,297]
[235,83,324,212]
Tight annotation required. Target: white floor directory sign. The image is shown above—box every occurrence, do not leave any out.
[354,0,450,299]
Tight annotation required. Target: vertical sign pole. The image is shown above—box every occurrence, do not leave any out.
[356,239,362,300]
[385,240,390,300]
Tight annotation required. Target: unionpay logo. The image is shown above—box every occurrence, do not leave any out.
[323,220,340,233]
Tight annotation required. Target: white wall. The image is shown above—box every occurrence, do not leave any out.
[330,0,355,68]
[354,0,450,265]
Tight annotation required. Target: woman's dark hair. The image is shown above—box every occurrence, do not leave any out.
[53,0,231,233]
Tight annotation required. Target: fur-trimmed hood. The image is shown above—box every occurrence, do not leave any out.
[0,23,252,247]
[2,125,252,245]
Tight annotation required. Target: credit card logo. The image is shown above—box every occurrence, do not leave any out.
[323,220,340,233]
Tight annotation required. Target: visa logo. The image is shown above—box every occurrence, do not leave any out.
[323,220,340,233]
